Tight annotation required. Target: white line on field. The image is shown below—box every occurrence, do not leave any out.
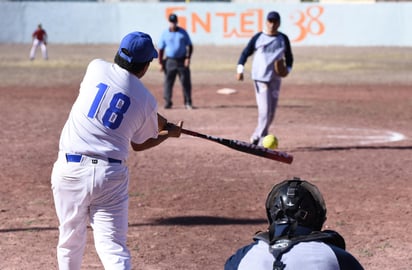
[314,126,407,145]
[184,125,408,146]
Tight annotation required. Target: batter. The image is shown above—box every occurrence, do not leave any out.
[51,31,183,270]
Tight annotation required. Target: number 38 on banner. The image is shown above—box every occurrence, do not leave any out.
[290,6,325,42]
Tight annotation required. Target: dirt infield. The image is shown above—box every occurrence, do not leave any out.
[1,44,412,269]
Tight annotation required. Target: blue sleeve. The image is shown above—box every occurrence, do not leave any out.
[237,32,262,65]
[280,32,293,68]
[330,245,364,270]
[224,242,258,270]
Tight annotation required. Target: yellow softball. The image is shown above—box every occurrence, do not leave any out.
[262,134,278,149]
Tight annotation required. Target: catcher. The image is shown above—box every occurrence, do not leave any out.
[225,177,364,270]
[236,11,293,146]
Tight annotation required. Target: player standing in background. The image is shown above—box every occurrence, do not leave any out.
[225,177,364,270]
[236,11,293,146]
[158,13,194,110]
[29,24,48,61]
[51,31,183,270]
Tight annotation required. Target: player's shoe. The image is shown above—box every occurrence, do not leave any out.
[250,137,259,145]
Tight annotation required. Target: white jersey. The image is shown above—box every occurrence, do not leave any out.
[59,59,159,161]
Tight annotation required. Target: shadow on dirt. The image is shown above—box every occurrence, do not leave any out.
[146,216,266,226]
[0,226,57,233]
[0,216,266,233]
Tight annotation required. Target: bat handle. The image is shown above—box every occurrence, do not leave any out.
[181,128,193,135]
[181,128,190,134]
[181,128,201,137]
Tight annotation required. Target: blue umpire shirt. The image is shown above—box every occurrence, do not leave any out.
[158,27,192,59]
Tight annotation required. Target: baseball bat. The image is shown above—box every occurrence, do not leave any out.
[181,128,293,164]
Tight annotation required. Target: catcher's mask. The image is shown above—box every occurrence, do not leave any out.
[265,177,327,231]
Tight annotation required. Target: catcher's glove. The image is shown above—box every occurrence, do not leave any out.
[274,58,288,77]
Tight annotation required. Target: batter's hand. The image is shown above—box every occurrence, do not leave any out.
[160,121,184,137]
[131,120,183,151]
[236,73,244,81]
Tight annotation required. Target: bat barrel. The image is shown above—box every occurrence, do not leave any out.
[181,128,293,164]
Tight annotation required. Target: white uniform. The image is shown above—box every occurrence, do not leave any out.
[51,59,158,270]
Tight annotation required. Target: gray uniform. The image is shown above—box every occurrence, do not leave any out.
[225,228,364,270]
[237,31,293,145]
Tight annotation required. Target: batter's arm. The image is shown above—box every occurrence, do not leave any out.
[157,113,168,131]
[131,116,183,151]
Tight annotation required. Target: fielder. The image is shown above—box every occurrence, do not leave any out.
[51,31,183,270]
[29,24,48,61]
[225,177,364,270]
[236,11,293,146]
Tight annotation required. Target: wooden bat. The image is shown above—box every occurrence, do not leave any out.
[181,128,293,164]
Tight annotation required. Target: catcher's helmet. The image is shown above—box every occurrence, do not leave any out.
[265,177,327,231]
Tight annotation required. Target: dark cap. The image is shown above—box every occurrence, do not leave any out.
[117,31,158,64]
[169,13,178,23]
[267,11,280,22]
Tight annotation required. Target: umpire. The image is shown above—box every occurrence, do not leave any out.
[158,13,194,110]
[225,177,364,270]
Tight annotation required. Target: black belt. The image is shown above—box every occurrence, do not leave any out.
[167,57,185,61]
[65,154,121,164]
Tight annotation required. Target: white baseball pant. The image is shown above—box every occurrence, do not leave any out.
[51,152,131,270]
